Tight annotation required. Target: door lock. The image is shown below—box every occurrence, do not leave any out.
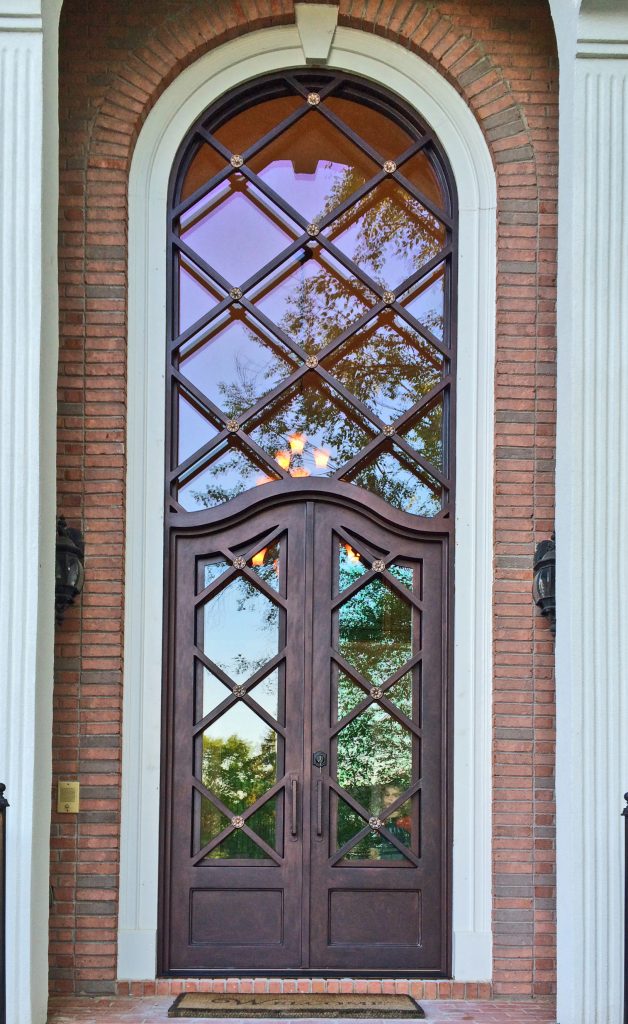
[312,751,327,769]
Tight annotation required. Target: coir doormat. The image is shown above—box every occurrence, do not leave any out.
[168,992,425,1018]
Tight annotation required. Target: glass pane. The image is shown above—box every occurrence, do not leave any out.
[201,666,231,719]
[400,264,445,342]
[244,372,375,478]
[249,667,280,722]
[178,391,218,465]
[336,704,412,814]
[324,96,414,161]
[246,795,280,853]
[178,256,225,335]
[387,671,413,718]
[345,446,442,517]
[201,702,277,813]
[400,151,447,210]
[388,564,413,592]
[203,576,279,683]
[337,670,367,720]
[180,143,225,200]
[249,114,377,222]
[212,95,304,155]
[337,668,413,722]
[337,539,368,593]
[250,248,375,354]
[179,315,298,417]
[336,791,411,862]
[180,179,298,286]
[203,560,230,587]
[248,539,281,591]
[176,441,280,510]
[326,180,446,292]
[401,397,444,471]
[323,311,444,424]
[199,795,230,851]
[337,576,412,686]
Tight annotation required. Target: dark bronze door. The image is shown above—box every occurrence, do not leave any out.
[161,498,448,974]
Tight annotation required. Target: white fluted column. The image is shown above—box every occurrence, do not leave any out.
[0,2,60,1023]
[554,3,628,1022]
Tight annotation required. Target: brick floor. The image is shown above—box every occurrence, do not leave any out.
[47,996,557,1023]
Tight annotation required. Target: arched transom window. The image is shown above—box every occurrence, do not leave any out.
[167,72,456,517]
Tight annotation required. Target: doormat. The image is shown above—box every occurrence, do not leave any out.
[168,992,425,1018]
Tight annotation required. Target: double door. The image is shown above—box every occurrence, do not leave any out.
[160,499,449,974]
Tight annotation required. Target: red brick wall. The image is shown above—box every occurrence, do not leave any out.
[52,0,557,998]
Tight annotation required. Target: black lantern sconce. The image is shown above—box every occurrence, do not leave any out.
[55,516,85,626]
[532,533,556,636]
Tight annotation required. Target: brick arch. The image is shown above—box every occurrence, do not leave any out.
[88,1,539,176]
[53,0,557,999]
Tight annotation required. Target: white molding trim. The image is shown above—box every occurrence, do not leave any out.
[554,6,628,1020]
[0,2,60,1022]
[119,25,496,981]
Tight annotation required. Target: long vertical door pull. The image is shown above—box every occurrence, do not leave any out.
[290,778,299,837]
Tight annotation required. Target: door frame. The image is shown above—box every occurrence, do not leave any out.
[119,25,496,982]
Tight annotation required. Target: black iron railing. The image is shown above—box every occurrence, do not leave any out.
[0,784,7,1024]
[618,794,622,1024]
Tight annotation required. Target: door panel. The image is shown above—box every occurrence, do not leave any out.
[161,499,448,974]
[309,505,447,972]
[163,505,306,971]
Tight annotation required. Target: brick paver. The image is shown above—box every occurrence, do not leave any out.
[47,996,556,1023]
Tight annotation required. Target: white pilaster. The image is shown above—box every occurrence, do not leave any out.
[553,2,628,1022]
[0,2,60,1022]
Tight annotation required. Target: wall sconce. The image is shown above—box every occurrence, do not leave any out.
[532,533,556,636]
[55,516,85,626]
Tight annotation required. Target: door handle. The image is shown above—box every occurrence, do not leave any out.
[290,778,298,837]
[316,778,323,837]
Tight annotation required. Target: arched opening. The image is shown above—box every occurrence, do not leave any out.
[159,70,456,976]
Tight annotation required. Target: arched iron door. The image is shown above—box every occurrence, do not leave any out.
[159,69,455,976]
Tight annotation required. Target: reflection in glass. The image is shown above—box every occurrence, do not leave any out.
[337,795,412,862]
[400,264,445,342]
[178,256,225,334]
[203,576,279,683]
[345,446,442,516]
[250,248,375,354]
[212,96,303,155]
[203,560,230,587]
[201,794,279,860]
[400,151,447,211]
[327,180,446,292]
[248,667,280,722]
[177,441,280,510]
[178,391,218,465]
[324,312,443,424]
[337,576,412,686]
[324,96,413,161]
[245,372,375,478]
[388,564,413,592]
[401,398,444,471]
[249,114,377,222]
[248,540,281,591]
[201,666,231,720]
[337,540,368,593]
[180,143,225,201]
[202,702,277,814]
[180,178,298,286]
[337,707,412,814]
[179,315,297,418]
[336,669,413,722]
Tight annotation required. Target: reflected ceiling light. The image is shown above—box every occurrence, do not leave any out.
[288,432,306,454]
[251,548,267,567]
[313,448,330,469]
[290,467,310,478]
[275,449,291,470]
